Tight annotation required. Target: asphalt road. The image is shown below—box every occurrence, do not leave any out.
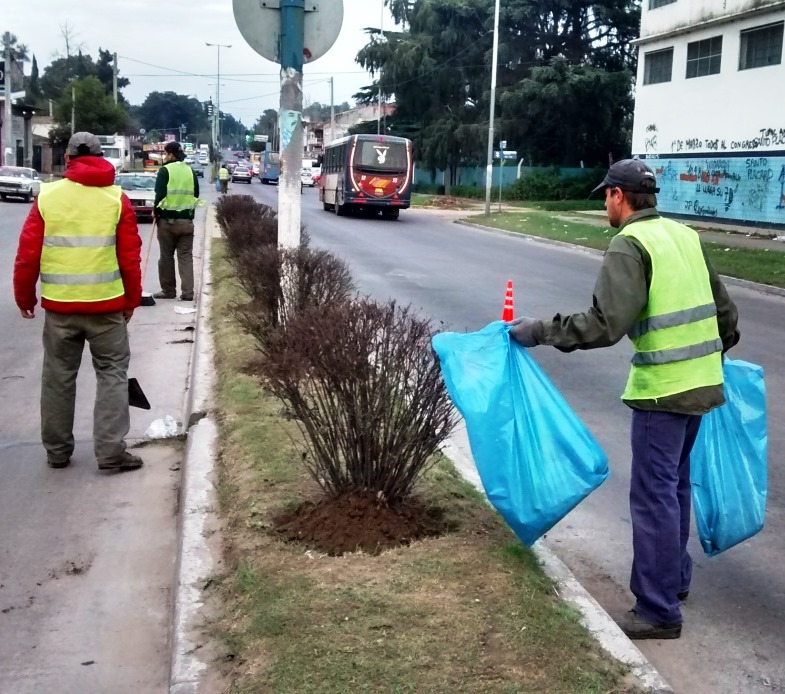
[243,180,785,694]
[0,197,200,693]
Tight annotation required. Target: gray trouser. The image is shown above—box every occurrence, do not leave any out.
[157,218,195,297]
[41,311,131,465]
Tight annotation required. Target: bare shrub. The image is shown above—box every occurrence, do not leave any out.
[215,195,279,258]
[232,244,355,350]
[258,299,455,505]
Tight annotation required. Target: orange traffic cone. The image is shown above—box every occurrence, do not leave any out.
[501,280,514,322]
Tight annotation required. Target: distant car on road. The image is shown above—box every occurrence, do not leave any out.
[116,172,157,222]
[231,165,253,184]
[198,154,209,165]
[300,168,315,187]
[252,162,260,177]
[189,161,205,178]
[0,166,41,202]
[184,155,196,165]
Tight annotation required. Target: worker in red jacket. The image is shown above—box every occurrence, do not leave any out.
[13,132,144,472]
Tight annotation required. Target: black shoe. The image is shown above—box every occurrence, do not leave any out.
[98,452,144,472]
[678,589,689,602]
[617,609,681,640]
[153,291,176,299]
[179,294,194,301]
[47,457,71,469]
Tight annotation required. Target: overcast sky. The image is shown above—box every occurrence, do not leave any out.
[6,1,396,124]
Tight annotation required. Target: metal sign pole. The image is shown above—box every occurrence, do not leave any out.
[278,0,305,250]
[3,33,13,166]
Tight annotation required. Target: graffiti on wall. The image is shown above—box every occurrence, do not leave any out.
[643,155,785,226]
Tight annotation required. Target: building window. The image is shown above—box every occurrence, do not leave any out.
[649,0,676,8]
[644,48,674,85]
[739,22,784,70]
[686,36,723,78]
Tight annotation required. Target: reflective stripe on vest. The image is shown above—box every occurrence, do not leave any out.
[619,217,723,400]
[157,161,197,211]
[38,179,125,303]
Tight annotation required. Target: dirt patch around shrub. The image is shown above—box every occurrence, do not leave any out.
[273,489,454,555]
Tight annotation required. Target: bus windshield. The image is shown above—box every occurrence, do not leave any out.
[354,140,408,173]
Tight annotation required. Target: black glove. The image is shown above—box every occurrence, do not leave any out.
[509,316,540,348]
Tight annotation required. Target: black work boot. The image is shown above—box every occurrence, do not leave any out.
[617,609,682,640]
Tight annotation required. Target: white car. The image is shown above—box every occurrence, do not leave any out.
[0,166,41,202]
[300,168,315,187]
[116,172,157,223]
[184,155,196,165]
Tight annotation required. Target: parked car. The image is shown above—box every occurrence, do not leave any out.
[0,166,41,202]
[116,172,157,222]
[300,168,315,187]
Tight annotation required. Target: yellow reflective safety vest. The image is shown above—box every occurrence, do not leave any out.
[37,179,124,303]
[218,167,229,181]
[157,161,198,212]
[620,217,723,401]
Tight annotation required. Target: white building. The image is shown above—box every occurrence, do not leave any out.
[631,0,785,227]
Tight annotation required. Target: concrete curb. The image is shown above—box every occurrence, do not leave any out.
[169,206,220,694]
[440,438,674,693]
[455,218,785,299]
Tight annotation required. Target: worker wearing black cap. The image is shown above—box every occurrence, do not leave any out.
[509,158,740,640]
[153,141,200,301]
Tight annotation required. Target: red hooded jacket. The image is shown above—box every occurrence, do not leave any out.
[14,156,143,315]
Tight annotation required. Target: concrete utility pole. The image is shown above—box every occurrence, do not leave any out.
[112,52,118,104]
[277,0,305,249]
[3,32,12,166]
[330,75,335,145]
[377,2,383,135]
[206,42,231,150]
[484,0,501,216]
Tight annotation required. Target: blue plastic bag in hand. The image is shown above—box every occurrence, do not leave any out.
[690,359,767,557]
[432,321,609,546]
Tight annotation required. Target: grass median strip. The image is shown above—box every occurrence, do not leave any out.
[466,211,785,288]
[207,239,635,693]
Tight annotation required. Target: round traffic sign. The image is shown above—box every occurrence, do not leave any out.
[232,0,343,64]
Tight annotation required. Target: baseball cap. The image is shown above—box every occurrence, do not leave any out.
[66,132,104,157]
[591,158,660,194]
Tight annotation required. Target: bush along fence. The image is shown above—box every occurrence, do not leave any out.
[213,195,456,554]
[412,165,605,201]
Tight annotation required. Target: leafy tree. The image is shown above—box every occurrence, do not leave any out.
[54,76,127,134]
[501,57,632,165]
[1,33,30,62]
[357,0,639,176]
[96,49,130,103]
[39,49,131,105]
[137,91,208,136]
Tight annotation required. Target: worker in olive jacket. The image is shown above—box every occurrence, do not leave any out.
[511,159,739,641]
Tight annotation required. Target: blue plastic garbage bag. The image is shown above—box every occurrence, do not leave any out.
[432,321,609,546]
[215,177,221,192]
[690,359,767,557]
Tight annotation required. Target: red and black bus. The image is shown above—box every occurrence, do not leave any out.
[319,134,413,220]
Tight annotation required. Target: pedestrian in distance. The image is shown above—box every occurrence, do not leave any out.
[13,131,144,472]
[510,159,740,640]
[153,140,200,301]
[218,164,229,195]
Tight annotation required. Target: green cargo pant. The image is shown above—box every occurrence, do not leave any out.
[41,311,131,466]
[157,218,195,299]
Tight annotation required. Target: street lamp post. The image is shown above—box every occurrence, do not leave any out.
[205,42,231,151]
[484,0,501,216]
